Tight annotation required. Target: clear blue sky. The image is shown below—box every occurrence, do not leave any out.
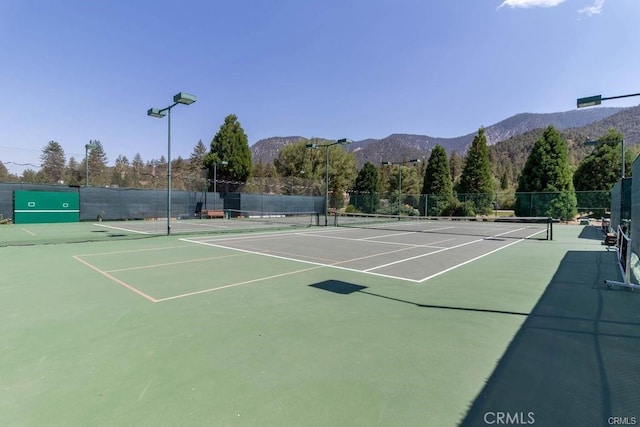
[0,0,638,174]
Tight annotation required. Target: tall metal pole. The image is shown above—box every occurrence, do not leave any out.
[622,139,625,179]
[213,162,217,211]
[325,146,329,226]
[85,145,89,187]
[398,166,402,215]
[148,92,196,235]
[167,108,172,236]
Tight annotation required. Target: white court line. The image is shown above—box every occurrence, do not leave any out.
[93,223,150,234]
[176,221,230,229]
[179,224,547,285]
[183,226,339,243]
[364,238,484,271]
[365,225,545,272]
[300,232,454,249]
[417,238,525,283]
[181,238,422,283]
[358,231,418,240]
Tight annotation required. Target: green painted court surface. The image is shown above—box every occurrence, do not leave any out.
[1,224,638,426]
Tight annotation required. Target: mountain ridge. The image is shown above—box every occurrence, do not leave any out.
[250,107,629,167]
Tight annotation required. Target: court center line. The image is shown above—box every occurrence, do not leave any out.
[364,238,484,271]
[417,238,526,283]
[73,255,157,303]
[358,231,418,240]
[105,253,247,273]
[299,232,454,249]
[181,238,421,283]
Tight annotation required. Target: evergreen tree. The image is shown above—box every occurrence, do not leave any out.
[21,169,41,183]
[449,151,463,185]
[86,140,109,186]
[275,139,357,203]
[188,140,208,188]
[205,114,252,192]
[131,153,144,187]
[112,155,132,188]
[351,162,380,213]
[327,144,358,209]
[386,164,421,215]
[0,162,8,182]
[66,157,83,186]
[40,141,66,183]
[457,128,494,214]
[573,128,631,191]
[274,141,311,178]
[421,145,454,215]
[573,128,631,217]
[515,126,577,220]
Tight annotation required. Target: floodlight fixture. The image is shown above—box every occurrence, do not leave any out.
[173,92,197,105]
[147,92,196,235]
[577,92,640,109]
[147,108,166,118]
[577,95,602,108]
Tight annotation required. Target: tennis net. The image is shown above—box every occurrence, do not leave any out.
[334,212,553,240]
[223,209,320,228]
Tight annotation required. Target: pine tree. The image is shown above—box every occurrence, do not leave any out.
[40,141,66,183]
[421,145,454,215]
[87,140,109,186]
[515,126,577,220]
[0,162,8,182]
[449,151,463,185]
[205,114,252,192]
[457,128,494,215]
[573,128,630,217]
[352,162,380,213]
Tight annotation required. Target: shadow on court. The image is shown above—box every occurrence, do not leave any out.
[310,280,530,317]
[579,225,606,241]
[459,250,640,426]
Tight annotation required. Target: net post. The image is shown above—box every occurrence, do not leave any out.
[548,217,553,241]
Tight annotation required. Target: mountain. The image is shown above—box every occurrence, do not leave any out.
[250,107,627,167]
[251,136,305,163]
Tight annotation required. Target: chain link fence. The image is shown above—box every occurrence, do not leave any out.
[347,190,615,220]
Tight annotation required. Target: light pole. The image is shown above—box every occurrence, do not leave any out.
[147,92,196,236]
[213,160,228,211]
[306,138,352,226]
[578,91,640,290]
[577,91,640,179]
[578,91,638,232]
[84,141,98,187]
[381,159,421,215]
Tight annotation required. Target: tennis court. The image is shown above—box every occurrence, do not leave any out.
[181,224,545,284]
[2,221,638,426]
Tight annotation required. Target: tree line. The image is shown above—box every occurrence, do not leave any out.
[0,114,630,221]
